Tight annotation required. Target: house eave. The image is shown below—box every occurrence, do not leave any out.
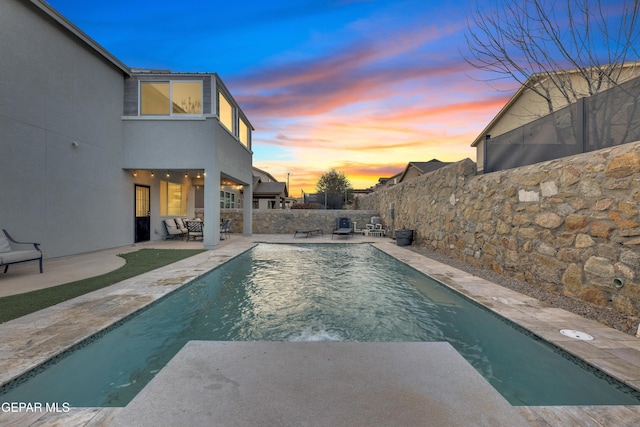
[470,85,527,147]
[30,0,131,77]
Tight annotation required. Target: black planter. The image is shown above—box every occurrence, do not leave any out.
[395,229,414,246]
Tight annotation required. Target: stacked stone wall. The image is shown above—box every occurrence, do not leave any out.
[220,209,378,235]
[356,142,640,316]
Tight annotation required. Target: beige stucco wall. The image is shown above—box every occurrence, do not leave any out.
[357,142,640,316]
[401,167,421,182]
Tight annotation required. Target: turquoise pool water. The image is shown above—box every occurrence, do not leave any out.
[1,243,639,407]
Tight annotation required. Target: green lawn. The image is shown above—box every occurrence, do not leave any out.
[0,248,205,323]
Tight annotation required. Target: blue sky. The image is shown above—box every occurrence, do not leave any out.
[47,0,522,193]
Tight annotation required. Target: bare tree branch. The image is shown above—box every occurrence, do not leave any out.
[462,0,640,114]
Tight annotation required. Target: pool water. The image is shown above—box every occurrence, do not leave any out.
[2,243,639,407]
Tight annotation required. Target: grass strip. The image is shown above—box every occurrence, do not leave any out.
[0,249,205,323]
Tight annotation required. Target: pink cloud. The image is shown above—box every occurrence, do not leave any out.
[230,24,474,120]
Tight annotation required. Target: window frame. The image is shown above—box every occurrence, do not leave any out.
[139,80,204,117]
[218,91,235,133]
[238,118,250,148]
[160,180,187,216]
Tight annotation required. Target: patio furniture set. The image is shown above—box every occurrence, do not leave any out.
[164,217,234,241]
[293,217,387,240]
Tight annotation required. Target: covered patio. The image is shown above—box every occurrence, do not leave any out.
[124,167,252,249]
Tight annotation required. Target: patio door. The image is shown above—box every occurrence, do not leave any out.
[135,185,150,242]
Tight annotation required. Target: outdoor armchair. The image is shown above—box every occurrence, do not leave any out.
[0,229,43,273]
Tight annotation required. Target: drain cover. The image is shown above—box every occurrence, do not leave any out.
[560,329,594,340]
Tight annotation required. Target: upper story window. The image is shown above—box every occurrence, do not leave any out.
[219,91,251,149]
[140,81,203,116]
[239,119,249,147]
[218,92,234,132]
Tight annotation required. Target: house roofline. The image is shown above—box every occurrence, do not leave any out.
[30,0,131,77]
[215,74,255,130]
[252,166,279,182]
[397,160,448,182]
[398,163,421,183]
[470,84,527,147]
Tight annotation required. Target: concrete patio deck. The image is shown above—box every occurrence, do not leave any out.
[0,233,639,426]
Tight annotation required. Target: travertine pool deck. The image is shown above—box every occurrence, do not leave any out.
[110,341,529,427]
[1,234,639,426]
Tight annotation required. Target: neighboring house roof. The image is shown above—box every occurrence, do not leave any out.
[252,166,289,198]
[471,62,640,147]
[252,166,278,182]
[371,160,450,191]
[375,172,402,189]
[254,181,288,198]
[398,160,451,182]
[30,0,130,76]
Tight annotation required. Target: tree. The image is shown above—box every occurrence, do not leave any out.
[316,169,353,209]
[464,0,640,114]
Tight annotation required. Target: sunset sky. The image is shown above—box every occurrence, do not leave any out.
[48,0,516,196]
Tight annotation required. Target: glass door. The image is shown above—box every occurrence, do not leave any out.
[135,185,151,242]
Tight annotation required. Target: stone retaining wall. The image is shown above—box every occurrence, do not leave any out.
[221,209,379,235]
[356,142,640,316]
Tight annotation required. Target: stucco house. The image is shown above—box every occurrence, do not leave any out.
[372,160,450,191]
[397,160,451,183]
[374,173,402,190]
[252,167,289,209]
[471,63,640,173]
[0,0,253,259]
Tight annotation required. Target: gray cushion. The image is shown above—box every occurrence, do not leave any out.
[0,234,11,253]
[0,250,41,264]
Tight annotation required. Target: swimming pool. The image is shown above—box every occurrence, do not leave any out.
[1,243,639,407]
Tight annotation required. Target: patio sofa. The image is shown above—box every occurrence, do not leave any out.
[0,229,43,274]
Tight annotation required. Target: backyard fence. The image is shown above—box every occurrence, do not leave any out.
[485,76,640,173]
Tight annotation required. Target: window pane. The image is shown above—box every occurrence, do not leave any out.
[160,181,168,216]
[239,119,249,147]
[195,186,204,209]
[167,182,183,216]
[219,92,234,132]
[135,186,149,217]
[172,82,202,114]
[141,82,170,115]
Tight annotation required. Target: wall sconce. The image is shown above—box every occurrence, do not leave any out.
[151,171,155,177]
[184,171,188,178]
[132,170,138,177]
[166,171,170,178]
[196,172,201,179]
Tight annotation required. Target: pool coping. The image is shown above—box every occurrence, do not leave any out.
[1,235,639,426]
